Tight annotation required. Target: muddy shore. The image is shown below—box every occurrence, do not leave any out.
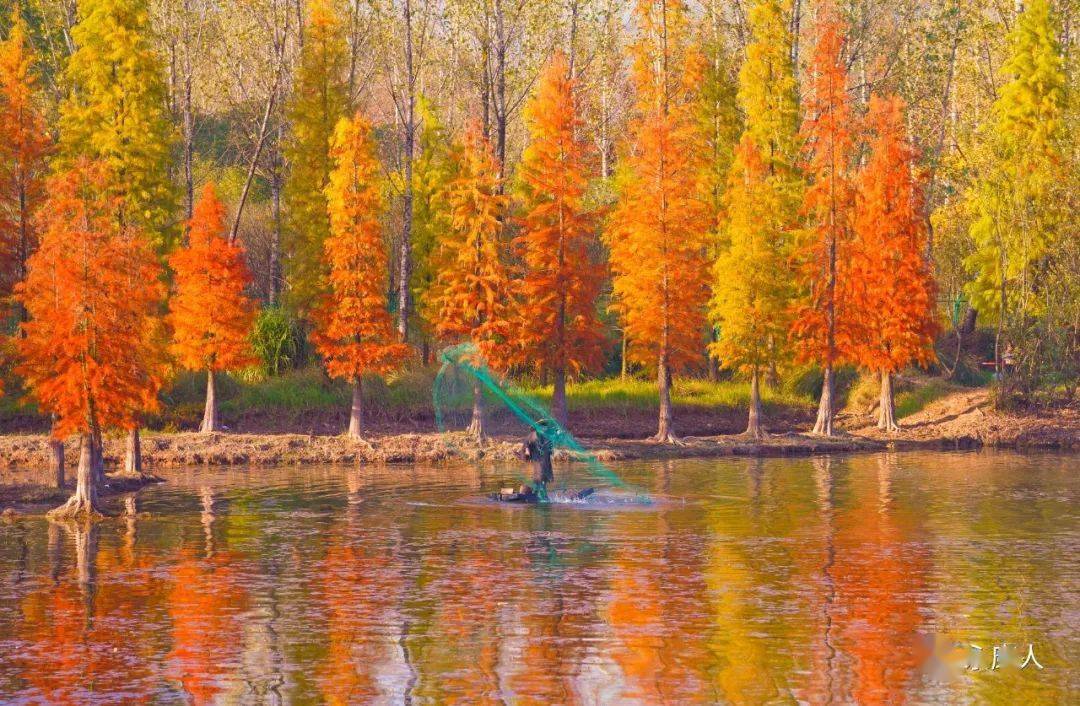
[1,390,1076,513]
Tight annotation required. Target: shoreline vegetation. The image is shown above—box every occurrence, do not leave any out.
[3,382,1076,514]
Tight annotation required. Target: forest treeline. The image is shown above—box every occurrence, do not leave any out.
[0,0,1075,516]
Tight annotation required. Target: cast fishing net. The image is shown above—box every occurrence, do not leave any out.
[433,343,645,500]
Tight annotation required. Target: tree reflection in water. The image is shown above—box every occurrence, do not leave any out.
[0,452,1073,703]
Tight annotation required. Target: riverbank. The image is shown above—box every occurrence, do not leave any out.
[2,389,1075,478]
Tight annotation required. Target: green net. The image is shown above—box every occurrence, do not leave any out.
[433,343,646,500]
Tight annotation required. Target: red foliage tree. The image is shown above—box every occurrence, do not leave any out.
[606,0,710,443]
[425,125,512,440]
[791,6,858,436]
[17,161,164,518]
[514,52,605,425]
[310,113,408,438]
[0,9,51,317]
[852,94,937,430]
[168,183,257,433]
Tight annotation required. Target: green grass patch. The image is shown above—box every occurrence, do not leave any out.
[518,377,813,413]
[896,378,957,418]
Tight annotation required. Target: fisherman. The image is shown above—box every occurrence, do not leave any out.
[497,420,554,503]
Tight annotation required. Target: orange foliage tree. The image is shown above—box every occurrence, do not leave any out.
[607,0,709,443]
[425,126,511,440]
[514,52,605,426]
[168,183,257,433]
[0,9,51,319]
[310,113,408,439]
[791,6,858,437]
[852,95,937,431]
[17,161,164,518]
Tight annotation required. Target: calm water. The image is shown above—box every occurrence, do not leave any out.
[0,451,1076,704]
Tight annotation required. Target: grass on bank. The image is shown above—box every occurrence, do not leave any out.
[519,377,812,414]
[4,361,968,432]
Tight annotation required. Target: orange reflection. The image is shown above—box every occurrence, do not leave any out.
[832,455,927,703]
[317,527,409,704]
[167,550,250,703]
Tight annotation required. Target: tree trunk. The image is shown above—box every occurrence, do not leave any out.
[552,365,568,427]
[467,381,485,442]
[397,0,416,342]
[653,357,678,443]
[92,431,105,486]
[269,166,283,304]
[620,330,628,379]
[812,365,836,436]
[746,368,765,439]
[124,427,142,476]
[878,370,899,432]
[200,370,220,433]
[49,437,65,489]
[347,377,364,439]
[48,434,103,520]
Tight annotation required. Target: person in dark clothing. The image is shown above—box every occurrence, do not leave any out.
[496,422,554,503]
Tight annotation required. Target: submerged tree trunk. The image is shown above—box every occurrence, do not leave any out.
[813,365,836,436]
[467,381,485,442]
[653,356,678,444]
[200,370,220,433]
[124,427,142,476]
[49,434,103,520]
[878,370,899,432]
[347,377,364,439]
[552,365,568,427]
[746,368,765,439]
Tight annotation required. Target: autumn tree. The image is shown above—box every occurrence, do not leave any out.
[425,126,511,440]
[58,0,176,248]
[708,0,803,439]
[791,6,858,437]
[311,113,408,439]
[607,0,710,443]
[58,0,177,474]
[0,8,52,321]
[963,0,1067,392]
[409,99,458,363]
[853,95,937,431]
[283,0,349,315]
[696,0,741,245]
[168,183,257,433]
[514,52,604,426]
[16,162,164,519]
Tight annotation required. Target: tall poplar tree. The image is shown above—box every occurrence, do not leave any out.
[0,9,51,320]
[58,0,176,247]
[515,52,604,427]
[607,0,710,444]
[708,0,802,438]
[410,99,458,364]
[963,0,1067,391]
[283,0,349,315]
[791,6,858,437]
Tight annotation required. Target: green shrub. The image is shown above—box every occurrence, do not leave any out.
[251,306,306,376]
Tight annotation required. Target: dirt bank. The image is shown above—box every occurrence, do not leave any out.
[1,388,1074,476]
[844,389,1079,450]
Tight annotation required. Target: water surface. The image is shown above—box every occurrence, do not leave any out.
[0,451,1076,703]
